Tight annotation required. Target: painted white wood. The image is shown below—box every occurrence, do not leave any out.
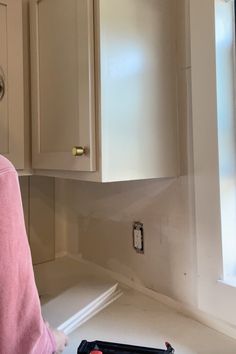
[45,284,122,335]
[29,176,55,265]
[30,0,96,172]
[58,289,122,335]
[176,0,191,70]
[22,0,31,171]
[214,0,236,279]
[30,0,179,182]
[0,0,25,169]
[97,0,178,181]
[0,3,8,155]
[34,256,122,334]
[32,168,102,182]
[190,0,236,326]
[19,176,30,236]
[34,256,117,301]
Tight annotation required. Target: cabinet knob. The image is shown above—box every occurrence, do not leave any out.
[72,146,86,157]
[0,74,5,102]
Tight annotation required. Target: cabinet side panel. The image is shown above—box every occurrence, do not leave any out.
[22,0,31,170]
[29,176,55,265]
[0,4,9,154]
[19,176,30,236]
[99,0,179,181]
[0,1,24,169]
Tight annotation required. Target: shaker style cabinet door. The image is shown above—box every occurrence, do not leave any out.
[0,0,24,169]
[30,0,96,172]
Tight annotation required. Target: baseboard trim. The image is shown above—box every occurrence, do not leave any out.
[58,287,123,335]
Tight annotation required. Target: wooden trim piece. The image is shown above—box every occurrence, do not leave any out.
[1,0,24,168]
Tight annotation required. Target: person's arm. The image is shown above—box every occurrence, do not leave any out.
[0,158,66,354]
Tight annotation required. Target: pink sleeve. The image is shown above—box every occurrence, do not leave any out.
[0,156,56,354]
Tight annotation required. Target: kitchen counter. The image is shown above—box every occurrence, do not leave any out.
[35,257,236,354]
[64,286,236,354]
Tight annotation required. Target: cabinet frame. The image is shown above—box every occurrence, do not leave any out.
[30,0,96,172]
[0,0,25,169]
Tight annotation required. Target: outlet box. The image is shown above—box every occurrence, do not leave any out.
[133,222,144,254]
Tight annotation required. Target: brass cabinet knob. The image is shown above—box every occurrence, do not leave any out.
[72,146,85,157]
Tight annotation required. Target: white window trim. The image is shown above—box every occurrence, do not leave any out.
[190,0,236,325]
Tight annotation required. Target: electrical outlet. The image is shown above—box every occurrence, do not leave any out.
[133,222,144,254]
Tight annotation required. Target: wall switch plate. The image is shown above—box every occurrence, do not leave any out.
[133,222,144,254]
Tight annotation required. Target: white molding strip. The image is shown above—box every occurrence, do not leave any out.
[39,255,123,335]
[55,251,69,259]
[58,287,123,335]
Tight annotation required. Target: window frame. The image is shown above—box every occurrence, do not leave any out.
[190,0,236,326]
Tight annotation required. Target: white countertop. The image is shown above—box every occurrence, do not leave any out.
[64,286,236,354]
[35,257,236,354]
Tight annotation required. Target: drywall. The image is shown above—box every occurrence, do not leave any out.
[56,174,197,307]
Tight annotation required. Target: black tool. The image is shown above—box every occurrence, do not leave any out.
[77,340,175,354]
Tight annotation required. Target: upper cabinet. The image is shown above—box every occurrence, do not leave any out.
[0,0,28,171]
[30,0,179,182]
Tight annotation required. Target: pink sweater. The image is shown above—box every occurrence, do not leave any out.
[0,155,56,354]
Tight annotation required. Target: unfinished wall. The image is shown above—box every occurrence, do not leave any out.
[56,175,197,307]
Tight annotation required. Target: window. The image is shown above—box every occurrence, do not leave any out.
[215,0,236,281]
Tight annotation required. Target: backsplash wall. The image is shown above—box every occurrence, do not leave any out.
[55,168,197,307]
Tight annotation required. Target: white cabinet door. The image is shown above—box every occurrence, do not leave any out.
[97,0,179,182]
[30,0,96,172]
[0,0,24,169]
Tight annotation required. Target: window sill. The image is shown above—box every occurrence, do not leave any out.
[218,277,236,289]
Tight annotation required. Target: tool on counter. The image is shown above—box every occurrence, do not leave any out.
[78,340,175,354]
